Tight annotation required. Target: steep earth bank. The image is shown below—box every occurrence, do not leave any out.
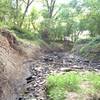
[0,28,41,100]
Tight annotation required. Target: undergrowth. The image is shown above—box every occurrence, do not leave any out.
[46,71,100,100]
[73,36,100,61]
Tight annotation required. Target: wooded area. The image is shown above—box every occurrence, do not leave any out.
[0,0,100,100]
[0,0,100,41]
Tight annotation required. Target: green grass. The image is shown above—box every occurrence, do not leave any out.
[46,72,81,100]
[86,72,100,91]
[46,71,100,100]
[75,38,92,44]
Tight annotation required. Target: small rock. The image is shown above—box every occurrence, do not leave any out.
[26,76,35,83]
[49,57,53,61]
[18,97,23,100]
[84,59,90,63]
[60,68,72,72]
[43,57,49,62]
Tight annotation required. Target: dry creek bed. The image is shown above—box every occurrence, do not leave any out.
[17,52,100,100]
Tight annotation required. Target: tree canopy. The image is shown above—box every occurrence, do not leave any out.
[0,0,100,41]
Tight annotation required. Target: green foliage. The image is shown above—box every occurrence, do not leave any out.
[41,9,50,18]
[11,26,40,41]
[75,38,93,44]
[46,72,80,100]
[80,36,100,57]
[80,0,100,36]
[30,8,39,20]
[48,87,65,100]
[0,0,11,25]
[73,36,100,61]
[47,72,80,91]
[86,72,100,91]
[0,0,100,42]
[46,71,100,100]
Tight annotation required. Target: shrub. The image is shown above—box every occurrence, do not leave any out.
[73,36,100,61]
[75,38,92,45]
[46,72,100,100]
[47,87,65,100]
[46,72,80,100]
[86,72,100,91]
[11,26,41,41]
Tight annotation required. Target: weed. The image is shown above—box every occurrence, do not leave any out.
[46,71,100,100]
[46,72,80,100]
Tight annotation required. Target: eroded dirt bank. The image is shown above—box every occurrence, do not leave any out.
[0,29,41,100]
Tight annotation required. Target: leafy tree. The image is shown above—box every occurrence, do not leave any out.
[0,0,11,25]
[78,0,100,36]
[30,7,40,31]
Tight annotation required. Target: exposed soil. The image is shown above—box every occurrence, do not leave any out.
[0,29,41,100]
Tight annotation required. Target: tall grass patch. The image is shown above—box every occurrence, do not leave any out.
[46,72,80,100]
[46,71,100,100]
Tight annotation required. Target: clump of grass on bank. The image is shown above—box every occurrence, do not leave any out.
[72,36,100,61]
[46,71,100,100]
[46,72,80,100]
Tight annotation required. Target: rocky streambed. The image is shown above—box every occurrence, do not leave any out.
[17,52,100,100]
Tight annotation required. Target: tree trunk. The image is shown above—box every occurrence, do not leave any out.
[19,0,34,27]
[45,0,56,18]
